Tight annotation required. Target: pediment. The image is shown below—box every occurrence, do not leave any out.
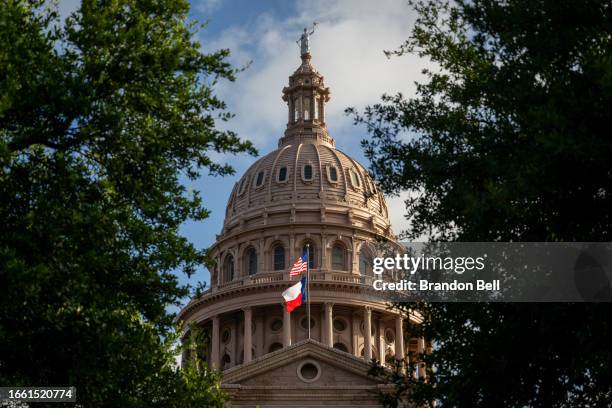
[222,339,383,387]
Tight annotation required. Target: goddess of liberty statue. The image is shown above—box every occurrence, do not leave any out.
[297,22,317,56]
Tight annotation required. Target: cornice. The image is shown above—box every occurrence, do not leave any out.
[213,218,393,253]
[177,277,399,325]
[222,339,384,384]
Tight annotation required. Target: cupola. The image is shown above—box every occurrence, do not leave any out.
[280,29,333,148]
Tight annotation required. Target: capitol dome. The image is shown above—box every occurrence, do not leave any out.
[178,44,425,407]
[224,141,391,234]
[222,55,391,238]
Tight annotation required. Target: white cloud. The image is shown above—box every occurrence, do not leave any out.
[385,191,411,237]
[194,0,224,15]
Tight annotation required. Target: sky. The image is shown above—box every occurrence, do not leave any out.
[58,0,429,306]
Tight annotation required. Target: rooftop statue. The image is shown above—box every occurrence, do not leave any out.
[297,22,317,56]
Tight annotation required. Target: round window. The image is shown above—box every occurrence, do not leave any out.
[297,360,321,383]
[333,317,347,332]
[300,317,315,330]
[221,328,231,344]
[385,328,395,344]
[301,363,318,379]
[270,318,283,333]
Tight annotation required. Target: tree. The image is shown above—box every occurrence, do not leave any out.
[350,0,612,406]
[0,0,255,406]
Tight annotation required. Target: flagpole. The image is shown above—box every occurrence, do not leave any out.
[306,243,311,340]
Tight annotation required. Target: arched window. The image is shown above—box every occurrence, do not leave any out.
[278,166,287,182]
[223,255,234,282]
[293,98,300,121]
[303,97,310,120]
[255,171,265,188]
[360,346,377,360]
[302,244,316,269]
[329,166,338,182]
[359,251,372,276]
[303,164,313,181]
[314,97,320,120]
[349,170,361,188]
[331,244,346,271]
[246,247,257,275]
[273,245,285,271]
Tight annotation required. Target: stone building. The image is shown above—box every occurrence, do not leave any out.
[178,44,424,408]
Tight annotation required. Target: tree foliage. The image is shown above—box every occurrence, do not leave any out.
[350,0,612,406]
[351,0,612,243]
[0,0,255,405]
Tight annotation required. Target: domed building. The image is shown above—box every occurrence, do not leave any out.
[178,34,424,407]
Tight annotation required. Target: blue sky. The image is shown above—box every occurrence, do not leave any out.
[59,0,429,307]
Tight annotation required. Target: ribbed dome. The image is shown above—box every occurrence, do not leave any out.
[217,50,393,239]
[223,141,390,231]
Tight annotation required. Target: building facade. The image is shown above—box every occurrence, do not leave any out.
[178,45,424,407]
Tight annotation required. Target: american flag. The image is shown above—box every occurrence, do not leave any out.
[289,255,308,277]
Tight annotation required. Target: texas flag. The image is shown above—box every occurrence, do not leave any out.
[282,275,307,312]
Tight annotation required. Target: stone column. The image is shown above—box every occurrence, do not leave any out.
[418,337,426,379]
[324,303,333,347]
[351,237,359,274]
[211,315,220,368]
[320,95,325,122]
[395,315,404,361]
[352,312,360,357]
[235,247,242,279]
[243,307,252,363]
[364,306,372,361]
[255,314,264,358]
[321,234,327,271]
[258,239,265,272]
[378,319,385,365]
[230,319,237,367]
[320,309,325,342]
[289,234,295,264]
[283,306,291,347]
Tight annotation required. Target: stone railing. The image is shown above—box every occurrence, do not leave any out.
[210,270,378,296]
